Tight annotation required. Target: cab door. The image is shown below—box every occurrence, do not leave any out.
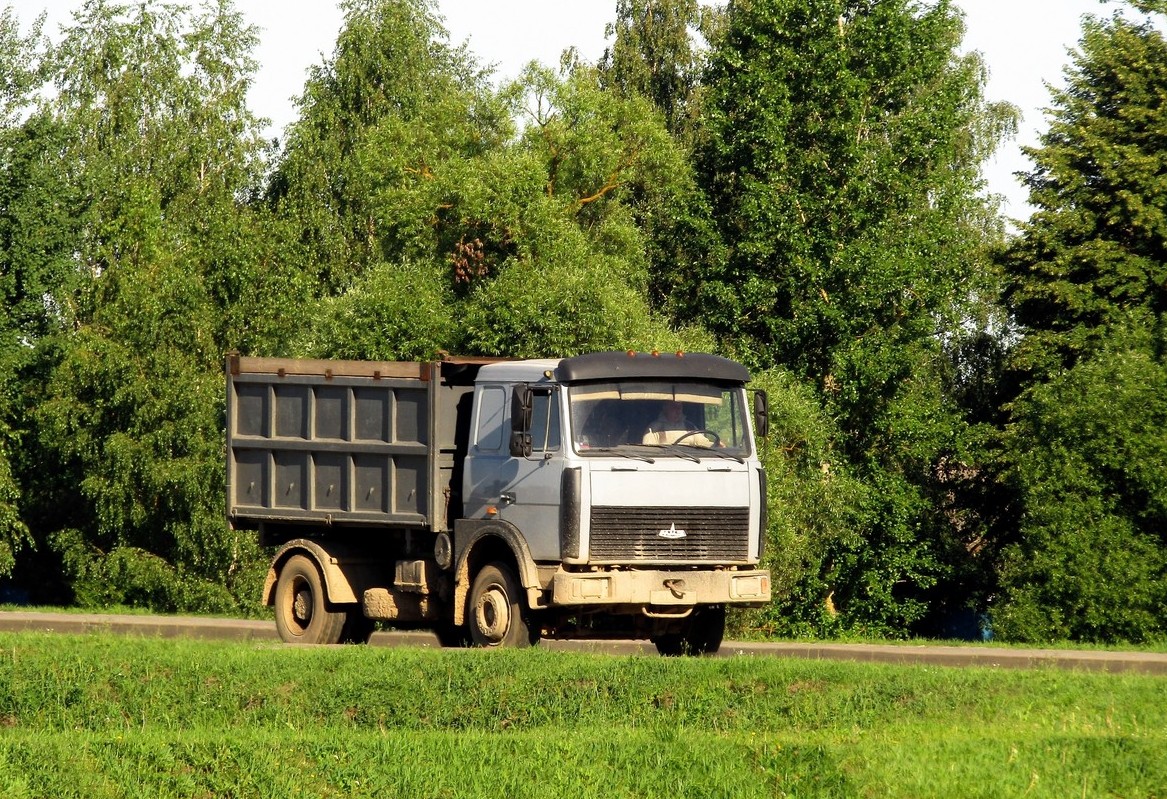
[463,384,564,562]
[498,386,563,561]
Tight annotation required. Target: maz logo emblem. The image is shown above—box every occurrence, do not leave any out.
[658,523,687,540]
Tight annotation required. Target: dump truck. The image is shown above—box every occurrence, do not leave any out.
[225,350,771,654]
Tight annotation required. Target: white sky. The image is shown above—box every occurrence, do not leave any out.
[15,0,1142,223]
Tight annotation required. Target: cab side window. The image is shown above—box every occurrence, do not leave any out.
[475,386,506,452]
[530,389,561,453]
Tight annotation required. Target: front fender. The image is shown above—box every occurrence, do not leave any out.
[452,519,543,626]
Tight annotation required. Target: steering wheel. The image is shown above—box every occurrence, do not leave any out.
[672,429,721,447]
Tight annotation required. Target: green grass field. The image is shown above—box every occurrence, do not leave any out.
[0,632,1164,798]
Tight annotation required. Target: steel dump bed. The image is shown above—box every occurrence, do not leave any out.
[225,355,485,534]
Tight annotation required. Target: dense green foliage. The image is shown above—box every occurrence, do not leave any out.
[0,0,1163,643]
[997,336,1167,642]
[1,633,1165,798]
[270,0,706,359]
[0,10,47,580]
[2,0,276,612]
[996,9,1167,642]
[693,0,1016,636]
[599,0,708,141]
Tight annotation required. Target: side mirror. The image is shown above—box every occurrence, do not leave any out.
[511,384,532,432]
[510,385,533,457]
[752,389,769,439]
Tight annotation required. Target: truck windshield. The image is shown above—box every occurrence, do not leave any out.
[568,381,751,456]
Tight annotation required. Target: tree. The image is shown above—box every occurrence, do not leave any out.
[13,0,276,610]
[273,1,709,361]
[267,0,495,294]
[0,8,57,580]
[1001,9,1167,382]
[696,0,1016,634]
[996,5,1167,642]
[457,62,713,357]
[996,329,1167,642]
[732,367,869,638]
[597,0,729,330]
[599,0,711,142]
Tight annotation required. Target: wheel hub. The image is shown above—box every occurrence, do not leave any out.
[474,585,510,644]
[293,588,312,625]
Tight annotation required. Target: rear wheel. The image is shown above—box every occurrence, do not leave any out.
[653,605,726,656]
[273,554,346,645]
[468,561,538,648]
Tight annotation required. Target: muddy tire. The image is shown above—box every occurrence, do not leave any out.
[653,605,726,656]
[467,561,537,648]
[273,554,346,645]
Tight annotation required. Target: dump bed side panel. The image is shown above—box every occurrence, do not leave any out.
[226,356,436,531]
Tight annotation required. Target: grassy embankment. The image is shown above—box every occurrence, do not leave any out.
[0,632,1164,798]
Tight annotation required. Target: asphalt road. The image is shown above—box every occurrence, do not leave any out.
[1,610,1164,674]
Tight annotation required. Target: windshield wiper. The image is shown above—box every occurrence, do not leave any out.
[641,443,701,463]
[696,447,745,464]
[641,442,746,464]
[585,447,656,463]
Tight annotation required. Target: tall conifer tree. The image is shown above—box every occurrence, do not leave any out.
[996,4,1167,642]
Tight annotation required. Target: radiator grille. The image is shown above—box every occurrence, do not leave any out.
[588,506,750,562]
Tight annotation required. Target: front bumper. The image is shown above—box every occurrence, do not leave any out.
[551,568,771,608]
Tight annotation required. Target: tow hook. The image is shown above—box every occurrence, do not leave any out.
[663,579,687,599]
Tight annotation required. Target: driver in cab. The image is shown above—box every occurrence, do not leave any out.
[641,400,712,446]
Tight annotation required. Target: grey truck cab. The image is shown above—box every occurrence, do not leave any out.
[226,350,771,654]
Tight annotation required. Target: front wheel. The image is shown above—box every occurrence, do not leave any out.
[273,554,346,645]
[467,561,538,648]
[653,605,726,656]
